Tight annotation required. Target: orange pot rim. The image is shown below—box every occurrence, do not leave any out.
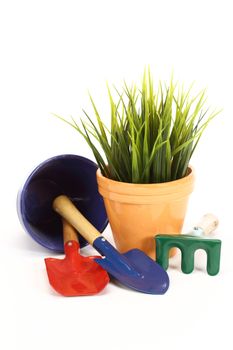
[96,166,195,204]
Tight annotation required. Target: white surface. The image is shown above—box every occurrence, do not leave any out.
[0,1,232,349]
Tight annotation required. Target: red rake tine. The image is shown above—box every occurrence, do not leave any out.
[45,220,109,296]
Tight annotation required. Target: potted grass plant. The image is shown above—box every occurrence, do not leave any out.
[56,69,220,259]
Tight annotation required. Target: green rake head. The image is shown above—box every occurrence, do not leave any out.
[155,234,221,276]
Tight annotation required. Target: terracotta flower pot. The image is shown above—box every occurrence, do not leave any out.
[96,167,195,259]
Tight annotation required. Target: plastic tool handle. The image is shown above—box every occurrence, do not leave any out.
[62,219,79,244]
[194,213,219,235]
[53,195,100,245]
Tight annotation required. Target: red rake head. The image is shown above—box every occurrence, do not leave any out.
[45,241,109,296]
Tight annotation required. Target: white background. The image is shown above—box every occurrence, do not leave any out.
[0,1,232,349]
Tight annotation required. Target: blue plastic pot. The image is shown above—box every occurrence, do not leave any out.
[17,154,108,252]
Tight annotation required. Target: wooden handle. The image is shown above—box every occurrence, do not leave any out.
[53,195,101,245]
[195,213,219,235]
[62,219,79,244]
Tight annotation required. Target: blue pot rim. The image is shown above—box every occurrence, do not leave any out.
[17,154,108,252]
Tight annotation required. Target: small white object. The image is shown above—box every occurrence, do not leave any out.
[191,227,204,237]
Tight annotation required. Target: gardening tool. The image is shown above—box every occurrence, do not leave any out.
[25,177,169,294]
[155,235,221,275]
[155,214,221,275]
[45,219,109,296]
[53,195,169,294]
